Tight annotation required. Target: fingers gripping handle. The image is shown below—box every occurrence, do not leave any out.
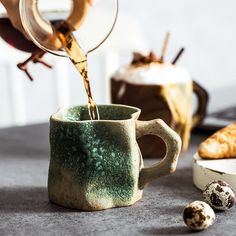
[136,119,182,190]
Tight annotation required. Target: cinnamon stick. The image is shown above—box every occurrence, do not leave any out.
[172,47,185,65]
[160,32,171,63]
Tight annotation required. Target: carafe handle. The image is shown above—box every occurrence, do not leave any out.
[136,119,181,189]
[20,0,92,50]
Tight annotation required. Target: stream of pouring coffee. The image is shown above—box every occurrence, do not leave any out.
[56,21,100,120]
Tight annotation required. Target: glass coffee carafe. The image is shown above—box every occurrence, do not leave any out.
[19,0,118,58]
[0,0,119,81]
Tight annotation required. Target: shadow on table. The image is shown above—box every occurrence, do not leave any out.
[0,187,75,213]
[148,167,202,200]
[0,124,49,159]
[141,226,194,235]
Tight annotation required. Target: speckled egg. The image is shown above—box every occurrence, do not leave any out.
[203,180,235,211]
[183,201,215,231]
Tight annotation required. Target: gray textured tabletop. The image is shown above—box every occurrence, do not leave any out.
[0,124,235,236]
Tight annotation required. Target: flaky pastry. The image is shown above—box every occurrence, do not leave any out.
[198,122,236,159]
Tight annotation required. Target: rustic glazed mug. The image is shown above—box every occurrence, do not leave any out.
[48,105,181,211]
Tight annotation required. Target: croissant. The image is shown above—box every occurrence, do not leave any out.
[198,122,236,159]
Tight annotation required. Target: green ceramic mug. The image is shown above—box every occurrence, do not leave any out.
[48,105,181,211]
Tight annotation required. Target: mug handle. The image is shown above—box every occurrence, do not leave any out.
[191,80,209,129]
[136,119,182,189]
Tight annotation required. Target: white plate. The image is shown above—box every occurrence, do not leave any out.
[193,153,236,192]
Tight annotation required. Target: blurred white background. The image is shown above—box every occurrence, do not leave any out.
[0,0,236,127]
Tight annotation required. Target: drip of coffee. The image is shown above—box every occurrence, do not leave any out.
[55,21,99,120]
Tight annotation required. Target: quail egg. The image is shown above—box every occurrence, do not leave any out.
[183,201,215,231]
[203,180,235,211]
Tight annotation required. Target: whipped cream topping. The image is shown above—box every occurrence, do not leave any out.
[112,62,191,85]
